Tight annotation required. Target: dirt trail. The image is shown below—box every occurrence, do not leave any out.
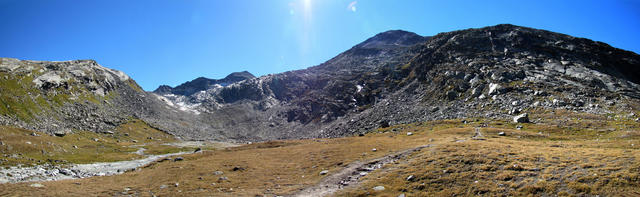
[291,145,432,197]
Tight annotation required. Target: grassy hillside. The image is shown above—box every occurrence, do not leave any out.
[0,119,188,167]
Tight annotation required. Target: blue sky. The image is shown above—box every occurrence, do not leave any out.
[1,0,639,91]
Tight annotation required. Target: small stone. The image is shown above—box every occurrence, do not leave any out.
[218,176,228,181]
[92,138,99,142]
[498,132,506,136]
[516,125,523,130]
[488,83,502,95]
[59,169,74,176]
[373,186,385,191]
[406,175,415,181]
[30,183,45,188]
[372,148,377,152]
[174,182,179,187]
[533,101,540,107]
[319,170,329,175]
[25,141,32,145]
[103,130,114,134]
[72,145,78,149]
[31,132,39,136]
[132,140,138,143]
[159,185,167,189]
[406,132,413,136]
[124,133,129,136]
[446,90,458,100]
[379,120,390,128]
[213,171,224,175]
[552,99,566,107]
[232,166,245,171]
[398,194,406,197]
[174,157,184,162]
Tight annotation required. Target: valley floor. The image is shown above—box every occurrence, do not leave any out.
[0,111,639,196]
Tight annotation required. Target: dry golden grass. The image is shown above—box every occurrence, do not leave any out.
[0,112,638,196]
[0,123,449,196]
[338,119,640,197]
[0,119,186,166]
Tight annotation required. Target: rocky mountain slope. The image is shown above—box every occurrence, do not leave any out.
[2,24,639,142]
[0,58,219,140]
[153,24,640,141]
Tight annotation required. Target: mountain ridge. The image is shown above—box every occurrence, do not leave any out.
[153,71,255,96]
[1,24,639,142]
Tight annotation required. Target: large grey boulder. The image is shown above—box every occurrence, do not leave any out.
[513,113,530,123]
[53,129,69,137]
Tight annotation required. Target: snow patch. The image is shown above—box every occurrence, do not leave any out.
[157,94,201,115]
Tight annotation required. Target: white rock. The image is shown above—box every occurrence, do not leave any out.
[30,183,44,188]
[373,186,385,191]
[488,83,502,95]
[32,72,65,88]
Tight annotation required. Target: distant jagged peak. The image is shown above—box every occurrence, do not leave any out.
[153,70,255,96]
[355,29,429,49]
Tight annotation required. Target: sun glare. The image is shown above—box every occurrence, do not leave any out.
[303,0,312,13]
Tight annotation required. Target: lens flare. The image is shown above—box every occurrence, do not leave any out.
[348,1,357,12]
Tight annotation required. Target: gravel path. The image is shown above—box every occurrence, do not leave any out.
[0,151,188,184]
[291,144,432,197]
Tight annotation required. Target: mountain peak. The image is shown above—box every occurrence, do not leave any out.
[153,71,255,96]
[224,71,255,81]
[356,30,429,49]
